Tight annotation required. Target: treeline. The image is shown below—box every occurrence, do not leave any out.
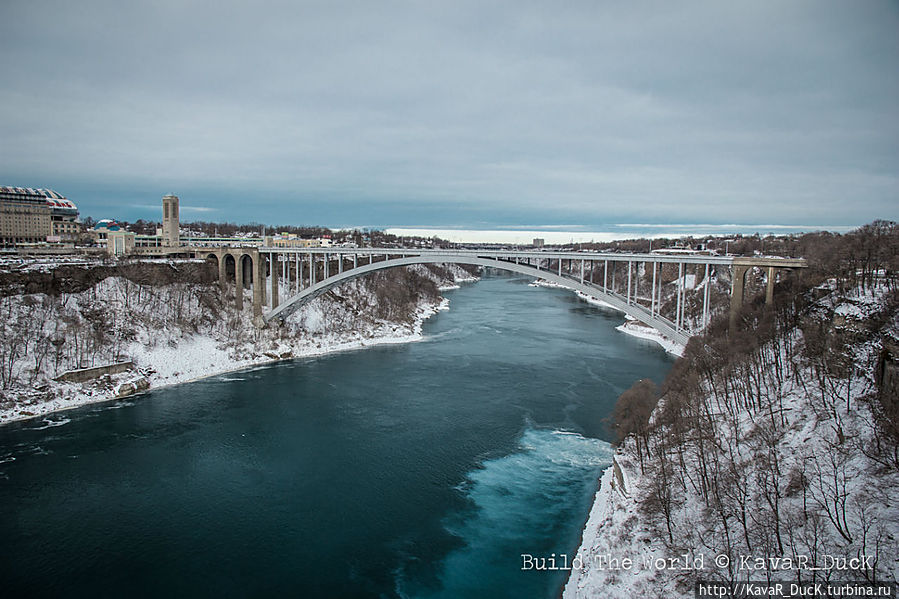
[611,221,899,589]
[90,217,448,249]
[766,220,899,293]
[82,216,338,239]
[0,261,217,298]
[184,221,333,238]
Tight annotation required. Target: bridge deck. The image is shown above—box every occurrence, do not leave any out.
[257,247,807,269]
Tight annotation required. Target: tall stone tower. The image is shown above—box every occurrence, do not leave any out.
[162,194,180,247]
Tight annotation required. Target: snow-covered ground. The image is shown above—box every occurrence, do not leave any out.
[616,317,685,357]
[131,298,449,390]
[0,255,207,273]
[0,299,450,425]
[564,282,899,597]
[561,456,668,598]
[0,263,476,425]
[437,273,480,291]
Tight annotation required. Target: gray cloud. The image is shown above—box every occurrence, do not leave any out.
[0,0,896,227]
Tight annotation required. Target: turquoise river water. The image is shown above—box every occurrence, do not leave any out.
[0,272,672,598]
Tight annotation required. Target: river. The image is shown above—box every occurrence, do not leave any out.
[0,272,673,598]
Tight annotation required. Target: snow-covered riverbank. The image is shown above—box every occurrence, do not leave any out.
[615,318,685,357]
[0,298,450,426]
[564,281,899,597]
[561,452,673,598]
[0,262,479,426]
[139,298,449,388]
[529,279,686,356]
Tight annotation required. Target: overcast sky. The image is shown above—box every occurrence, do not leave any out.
[1,0,896,231]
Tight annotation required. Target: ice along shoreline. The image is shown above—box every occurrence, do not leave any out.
[528,279,686,356]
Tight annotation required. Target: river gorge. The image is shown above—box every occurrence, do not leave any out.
[0,273,673,598]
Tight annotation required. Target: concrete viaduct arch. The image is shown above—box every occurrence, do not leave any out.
[197,247,268,317]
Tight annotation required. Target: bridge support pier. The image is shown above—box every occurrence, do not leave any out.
[766,266,776,305]
[729,264,750,329]
[235,263,243,311]
[676,262,683,332]
[299,254,304,292]
[271,254,280,309]
[218,255,227,291]
[702,263,710,328]
[253,253,265,318]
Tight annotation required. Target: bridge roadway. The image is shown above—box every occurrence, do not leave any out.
[248,248,807,346]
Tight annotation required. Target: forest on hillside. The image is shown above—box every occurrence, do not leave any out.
[608,221,899,594]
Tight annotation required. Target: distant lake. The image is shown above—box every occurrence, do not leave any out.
[382,224,854,244]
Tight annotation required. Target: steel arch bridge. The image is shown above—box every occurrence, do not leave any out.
[211,248,805,347]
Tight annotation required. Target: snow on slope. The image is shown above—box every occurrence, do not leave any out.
[565,283,899,597]
[0,265,473,425]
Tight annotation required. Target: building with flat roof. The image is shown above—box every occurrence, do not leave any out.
[0,186,79,245]
[107,229,136,256]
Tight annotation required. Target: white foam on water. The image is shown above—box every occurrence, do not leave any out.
[29,417,71,431]
[97,401,135,411]
[396,427,613,598]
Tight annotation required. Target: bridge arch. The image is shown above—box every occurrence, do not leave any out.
[263,254,689,345]
[194,248,266,316]
[236,252,251,289]
[204,253,219,270]
[222,253,237,280]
